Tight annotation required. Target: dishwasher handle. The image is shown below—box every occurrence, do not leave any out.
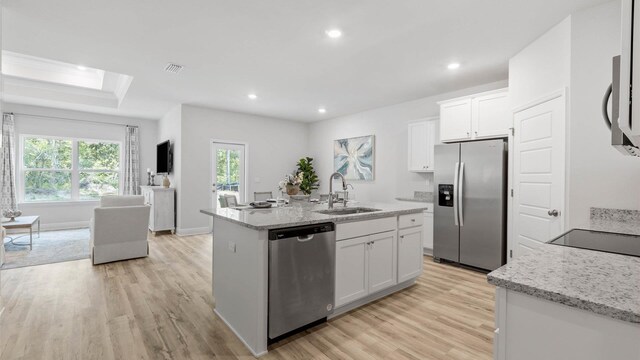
[297,234,314,242]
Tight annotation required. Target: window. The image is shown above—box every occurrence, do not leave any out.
[22,136,121,202]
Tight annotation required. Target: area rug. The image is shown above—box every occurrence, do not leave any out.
[2,228,90,269]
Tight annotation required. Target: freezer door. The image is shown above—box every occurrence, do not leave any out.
[433,143,460,262]
[459,139,506,270]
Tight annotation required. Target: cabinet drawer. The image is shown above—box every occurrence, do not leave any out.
[336,216,396,241]
[398,213,423,229]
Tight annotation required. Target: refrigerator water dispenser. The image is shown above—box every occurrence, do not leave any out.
[438,184,454,207]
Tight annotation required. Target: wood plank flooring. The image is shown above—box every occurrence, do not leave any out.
[0,233,495,360]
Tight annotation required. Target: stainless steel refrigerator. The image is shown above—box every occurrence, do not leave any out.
[433,139,507,271]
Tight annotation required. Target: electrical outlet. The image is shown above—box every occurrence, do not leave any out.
[227,241,236,253]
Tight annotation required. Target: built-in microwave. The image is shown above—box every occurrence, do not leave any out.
[607,0,640,156]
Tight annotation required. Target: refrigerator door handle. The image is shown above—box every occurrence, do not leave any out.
[458,162,465,227]
[453,162,460,226]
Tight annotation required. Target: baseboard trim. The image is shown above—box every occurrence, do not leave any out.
[4,221,89,234]
[330,278,417,318]
[176,227,210,236]
[213,308,267,357]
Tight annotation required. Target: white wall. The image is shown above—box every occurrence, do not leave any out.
[567,0,640,227]
[307,80,508,202]
[509,17,572,109]
[176,105,309,234]
[5,103,158,229]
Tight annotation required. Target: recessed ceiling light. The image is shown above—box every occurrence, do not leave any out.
[325,29,343,39]
[447,62,461,70]
[318,108,327,114]
[248,93,258,100]
[77,65,87,71]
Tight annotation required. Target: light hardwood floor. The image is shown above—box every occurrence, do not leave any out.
[0,233,495,360]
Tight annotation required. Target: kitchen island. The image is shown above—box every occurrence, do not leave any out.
[487,210,640,360]
[200,202,428,356]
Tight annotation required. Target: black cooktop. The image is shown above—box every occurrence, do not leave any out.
[548,229,640,257]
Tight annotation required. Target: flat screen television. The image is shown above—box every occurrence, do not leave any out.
[157,140,172,174]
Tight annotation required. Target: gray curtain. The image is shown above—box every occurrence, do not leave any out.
[123,126,141,195]
[0,113,17,211]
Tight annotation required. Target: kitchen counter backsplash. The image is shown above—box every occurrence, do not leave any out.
[414,191,432,200]
[396,191,433,203]
[590,207,640,235]
[590,207,640,223]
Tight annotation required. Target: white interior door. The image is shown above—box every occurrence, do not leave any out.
[513,93,565,257]
[211,142,246,209]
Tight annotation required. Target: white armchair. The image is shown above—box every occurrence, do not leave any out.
[90,195,151,265]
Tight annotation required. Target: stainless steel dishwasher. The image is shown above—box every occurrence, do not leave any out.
[268,222,335,340]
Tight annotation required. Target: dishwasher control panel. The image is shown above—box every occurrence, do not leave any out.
[269,223,335,240]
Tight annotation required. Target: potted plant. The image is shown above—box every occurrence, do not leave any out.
[279,172,303,195]
[296,157,319,195]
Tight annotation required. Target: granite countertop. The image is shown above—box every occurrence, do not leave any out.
[488,207,640,324]
[200,202,428,230]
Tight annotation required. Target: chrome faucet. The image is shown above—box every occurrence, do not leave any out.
[328,172,348,209]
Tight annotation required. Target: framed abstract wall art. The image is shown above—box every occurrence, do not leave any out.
[333,135,374,180]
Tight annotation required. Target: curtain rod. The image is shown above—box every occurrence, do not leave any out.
[5,112,139,128]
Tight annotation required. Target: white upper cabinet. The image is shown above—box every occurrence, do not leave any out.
[473,91,510,139]
[440,99,473,142]
[439,89,510,143]
[408,120,436,172]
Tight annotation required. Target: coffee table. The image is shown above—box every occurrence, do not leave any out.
[3,215,40,250]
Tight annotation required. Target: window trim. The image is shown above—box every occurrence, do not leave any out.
[19,134,123,204]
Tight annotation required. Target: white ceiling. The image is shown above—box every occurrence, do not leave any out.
[3,0,610,122]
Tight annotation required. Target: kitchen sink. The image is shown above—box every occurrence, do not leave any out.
[314,207,382,215]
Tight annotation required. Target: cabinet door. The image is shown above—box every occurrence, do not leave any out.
[440,99,472,142]
[335,236,369,307]
[408,122,428,172]
[472,91,510,139]
[368,231,397,294]
[398,227,424,283]
[423,212,434,254]
[425,121,436,171]
[147,190,155,230]
[155,190,175,230]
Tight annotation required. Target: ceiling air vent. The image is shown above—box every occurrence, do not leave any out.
[164,63,184,74]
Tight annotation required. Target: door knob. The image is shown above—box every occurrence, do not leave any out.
[548,209,559,217]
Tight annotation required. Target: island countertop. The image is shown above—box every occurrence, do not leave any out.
[200,202,428,230]
[488,217,640,324]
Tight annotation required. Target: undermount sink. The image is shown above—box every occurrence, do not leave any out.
[314,207,382,215]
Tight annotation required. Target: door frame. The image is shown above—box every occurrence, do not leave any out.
[210,139,249,209]
[508,88,567,261]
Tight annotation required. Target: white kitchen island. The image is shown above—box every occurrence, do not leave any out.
[200,202,428,356]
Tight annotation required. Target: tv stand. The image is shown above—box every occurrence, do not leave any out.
[141,186,176,235]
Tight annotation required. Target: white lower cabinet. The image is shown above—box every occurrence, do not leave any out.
[494,288,640,360]
[335,236,369,307]
[398,227,423,283]
[367,231,397,293]
[423,211,434,254]
[335,230,397,308]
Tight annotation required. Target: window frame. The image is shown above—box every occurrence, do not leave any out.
[20,134,123,204]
